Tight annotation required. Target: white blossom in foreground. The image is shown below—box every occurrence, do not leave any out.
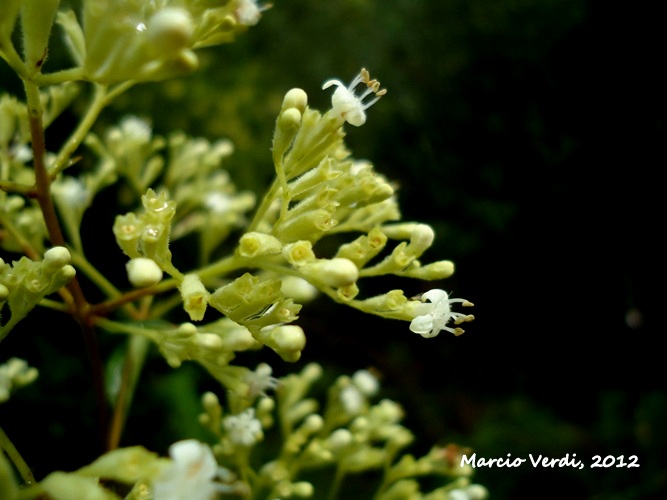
[409,289,474,338]
[322,68,387,126]
[153,440,220,500]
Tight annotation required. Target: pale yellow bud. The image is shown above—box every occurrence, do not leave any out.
[42,247,71,273]
[147,8,194,55]
[302,258,358,288]
[279,107,302,131]
[271,325,306,361]
[179,274,209,321]
[291,481,314,497]
[282,88,308,113]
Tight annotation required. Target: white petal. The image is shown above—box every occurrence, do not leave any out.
[422,289,448,303]
[409,314,434,335]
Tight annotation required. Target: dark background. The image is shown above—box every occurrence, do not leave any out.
[2,1,665,498]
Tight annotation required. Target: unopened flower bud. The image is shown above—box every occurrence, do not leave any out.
[303,414,324,433]
[279,108,302,131]
[291,481,314,497]
[281,276,318,302]
[147,8,194,55]
[409,224,435,253]
[328,429,353,450]
[202,391,219,411]
[126,257,163,288]
[302,258,358,288]
[282,88,308,113]
[55,265,76,284]
[42,247,71,273]
[400,260,455,280]
[271,325,306,361]
[352,369,379,397]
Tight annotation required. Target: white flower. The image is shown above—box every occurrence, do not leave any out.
[244,363,280,398]
[322,68,387,126]
[223,408,263,446]
[152,440,220,500]
[340,385,364,415]
[234,0,270,26]
[352,369,379,397]
[409,289,474,338]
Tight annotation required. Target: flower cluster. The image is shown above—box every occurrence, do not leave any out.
[0,248,76,341]
[0,1,483,498]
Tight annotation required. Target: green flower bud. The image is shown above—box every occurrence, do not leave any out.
[337,283,359,301]
[282,240,315,266]
[280,276,318,302]
[361,290,408,316]
[279,107,302,131]
[113,213,144,259]
[269,325,306,362]
[327,428,353,451]
[273,208,338,242]
[146,8,194,56]
[238,232,282,258]
[291,481,314,498]
[399,260,455,280]
[301,258,358,288]
[335,227,387,268]
[281,88,308,113]
[42,246,71,273]
[142,188,176,224]
[179,273,209,321]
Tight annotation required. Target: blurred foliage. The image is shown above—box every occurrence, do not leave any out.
[2,0,664,498]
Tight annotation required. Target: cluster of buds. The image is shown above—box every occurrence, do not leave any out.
[0,0,268,82]
[113,188,179,279]
[0,247,76,340]
[192,363,487,499]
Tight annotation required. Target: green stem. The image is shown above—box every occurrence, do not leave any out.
[48,81,135,180]
[0,35,27,79]
[107,335,149,451]
[48,84,107,179]
[23,76,109,451]
[327,466,345,500]
[0,425,35,485]
[33,67,86,87]
[94,317,159,342]
[246,181,280,233]
[69,249,141,319]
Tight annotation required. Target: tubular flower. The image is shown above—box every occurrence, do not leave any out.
[409,289,474,338]
[322,68,387,126]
